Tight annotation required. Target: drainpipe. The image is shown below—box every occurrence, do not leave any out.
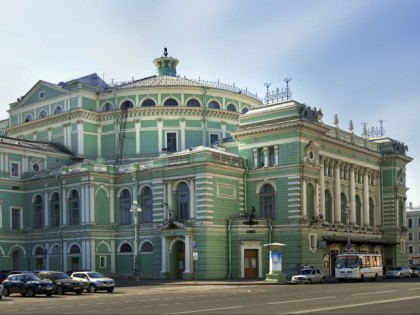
[227,218,232,279]
[57,175,64,271]
[202,87,208,146]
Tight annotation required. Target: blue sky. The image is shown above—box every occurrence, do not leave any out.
[0,0,419,205]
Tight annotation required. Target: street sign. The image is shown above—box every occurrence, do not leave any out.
[192,241,197,251]
[193,251,198,261]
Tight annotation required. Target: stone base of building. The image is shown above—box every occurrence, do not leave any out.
[182,272,195,280]
[265,272,286,283]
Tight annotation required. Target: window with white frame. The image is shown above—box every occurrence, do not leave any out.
[10,162,20,178]
[34,194,43,229]
[166,132,177,152]
[140,186,153,223]
[69,190,80,225]
[309,234,317,251]
[408,218,413,228]
[409,232,413,241]
[176,182,190,220]
[210,133,219,146]
[100,256,106,268]
[260,183,275,219]
[39,91,45,99]
[409,245,413,254]
[51,192,60,227]
[11,208,21,229]
[120,189,132,225]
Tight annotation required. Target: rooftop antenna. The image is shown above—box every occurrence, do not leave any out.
[378,119,385,136]
[264,82,271,104]
[164,47,168,57]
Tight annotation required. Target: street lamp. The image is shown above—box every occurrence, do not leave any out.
[346,204,351,253]
[130,201,142,283]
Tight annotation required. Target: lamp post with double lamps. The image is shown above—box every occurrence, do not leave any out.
[130,201,142,283]
[345,204,351,253]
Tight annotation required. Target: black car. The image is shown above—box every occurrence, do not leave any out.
[36,271,84,295]
[2,273,53,297]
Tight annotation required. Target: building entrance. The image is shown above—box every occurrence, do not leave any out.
[244,249,258,278]
[176,242,185,279]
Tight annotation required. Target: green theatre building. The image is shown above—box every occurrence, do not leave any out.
[0,50,412,280]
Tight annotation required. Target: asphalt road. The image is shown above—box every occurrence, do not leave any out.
[1,278,420,314]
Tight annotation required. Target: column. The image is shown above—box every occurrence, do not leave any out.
[319,157,325,217]
[161,236,168,273]
[184,235,192,274]
[157,118,163,151]
[77,120,84,156]
[363,169,369,226]
[221,121,227,139]
[274,145,279,166]
[264,147,269,167]
[189,178,195,218]
[110,186,115,224]
[302,178,307,217]
[334,161,341,223]
[80,184,86,223]
[180,118,186,151]
[349,165,356,224]
[110,240,116,273]
[315,179,320,216]
[135,120,141,155]
[253,148,258,168]
[97,124,102,158]
[89,184,95,223]
[62,188,67,225]
[48,128,52,142]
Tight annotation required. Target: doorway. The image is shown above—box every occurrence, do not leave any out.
[244,249,258,278]
[176,242,185,279]
[71,257,80,271]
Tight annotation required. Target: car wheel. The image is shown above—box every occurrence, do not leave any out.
[399,273,402,278]
[3,287,10,297]
[26,288,35,297]
[88,284,97,293]
[56,286,64,295]
[46,292,52,297]
[76,289,83,295]
[320,277,325,284]
[0,293,2,300]
[107,287,114,293]
[306,279,311,284]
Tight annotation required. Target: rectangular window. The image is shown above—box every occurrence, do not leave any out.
[166,132,177,152]
[418,218,420,226]
[409,232,413,241]
[210,134,219,146]
[259,148,264,167]
[12,208,21,229]
[409,246,413,254]
[269,146,275,166]
[100,256,106,268]
[10,162,20,178]
[39,91,45,99]
[408,218,413,228]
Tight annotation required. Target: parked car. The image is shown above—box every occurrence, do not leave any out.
[385,266,412,278]
[36,271,85,295]
[2,273,53,297]
[70,271,115,293]
[411,266,420,277]
[0,284,3,300]
[291,268,326,284]
[0,273,8,284]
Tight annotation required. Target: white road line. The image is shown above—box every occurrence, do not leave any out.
[164,305,244,314]
[290,295,420,314]
[353,290,397,296]
[268,296,336,304]
[408,287,420,290]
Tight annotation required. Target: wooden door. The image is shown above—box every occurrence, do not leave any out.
[176,243,185,279]
[244,249,258,278]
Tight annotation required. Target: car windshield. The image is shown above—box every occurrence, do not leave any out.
[336,256,359,268]
[53,273,70,279]
[24,274,40,281]
[87,272,105,279]
[390,267,401,271]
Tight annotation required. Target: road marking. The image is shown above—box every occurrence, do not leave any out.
[268,296,336,304]
[290,295,420,314]
[408,287,420,290]
[164,305,244,314]
[353,290,397,296]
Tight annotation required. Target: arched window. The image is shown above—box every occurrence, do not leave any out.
[24,114,33,123]
[226,104,237,112]
[307,183,315,219]
[120,189,132,225]
[176,182,190,220]
[70,245,80,254]
[51,192,60,227]
[260,184,275,219]
[140,186,153,223]
[121,100,134,110]
[186,99,200,107]
[34,195,43,228]
[164,98,178,106]
[39,110,48,119]
[398,200,404,227]
[325,190,333,223]
[69,190,80,225]
[140,242,154,252]
[241,107,249,114]
[141,99,156,107]
[208,101,220,109]
[101,102,114,112]
[356,195,362,225]
[34,246,44,256]
[120,243,133,252]
[53,106,63,114]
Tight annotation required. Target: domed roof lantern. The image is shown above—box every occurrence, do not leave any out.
[153,47,179,77]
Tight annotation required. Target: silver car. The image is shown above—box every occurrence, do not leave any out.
[385,266,412,278]
[70,271,114,293]
[291,268,326,284]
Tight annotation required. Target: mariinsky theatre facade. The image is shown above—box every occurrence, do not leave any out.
[0,50,412,279]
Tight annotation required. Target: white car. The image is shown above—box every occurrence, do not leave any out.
[70,271,115,293]
[291,268,326,284]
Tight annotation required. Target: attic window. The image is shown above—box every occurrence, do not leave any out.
[39,91,45,99]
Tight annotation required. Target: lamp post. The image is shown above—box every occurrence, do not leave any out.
[130,201,142,283]
[346,204,351,253]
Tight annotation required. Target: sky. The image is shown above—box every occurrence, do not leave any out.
[0,0,419,205]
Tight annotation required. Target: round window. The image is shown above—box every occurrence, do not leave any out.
[309,151,314,160]
[32,163,40,172]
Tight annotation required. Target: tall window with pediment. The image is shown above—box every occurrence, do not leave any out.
[325,190,333,223]
[369,197,375,227]
[51,192,60,227]
[307,183,315,220]
[341,193,348,224]
[176,182,190,220]
[69,190,80,225]
[34,195,43,228]
[356,195,362,225]
[260,184,275,219]
[120,189,132,225]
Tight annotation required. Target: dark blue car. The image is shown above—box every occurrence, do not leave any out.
[2,273,53,297]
